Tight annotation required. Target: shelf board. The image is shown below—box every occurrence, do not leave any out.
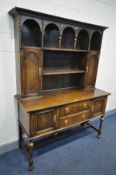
[44,47,89,52]
[43,68,85,75]
[89,50,100,52]
[21,46,41,49]
[20,47,99,53]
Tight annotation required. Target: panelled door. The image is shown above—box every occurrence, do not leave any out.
[20,47,43,97]
[91,97,107,117]
[36,109,57,134]
[84,52,99,89]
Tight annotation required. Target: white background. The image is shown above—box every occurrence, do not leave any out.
[0,0,116,146]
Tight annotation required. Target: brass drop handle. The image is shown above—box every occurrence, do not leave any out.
[91,105,94,112]
[65,107,70,114]
[64,120,68,125]
[38,68,42,76]
[86,66,88,73]
[53,115,57,123]
[84,103,87,108]
[82,114,85,120]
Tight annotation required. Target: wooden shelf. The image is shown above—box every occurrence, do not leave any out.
[44,47,89,52]
[21,47,99,53]
[43,68,85,75]
[21,46,41,49]
[89,50,100,53]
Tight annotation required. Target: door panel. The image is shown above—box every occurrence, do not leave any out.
[84,52,99,88]
[92,97,107,117]
[36,109,57,134]
[20,48,43,97]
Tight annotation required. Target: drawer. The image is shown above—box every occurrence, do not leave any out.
[59,101,90,117]
[59,110,90,129]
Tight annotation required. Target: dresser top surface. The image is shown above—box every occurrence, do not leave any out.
[16,88,110,113]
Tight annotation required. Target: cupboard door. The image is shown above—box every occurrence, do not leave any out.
[20,48,43,97]
[84,52,99,88]
[36,109,57,135]
[91,97,107,117]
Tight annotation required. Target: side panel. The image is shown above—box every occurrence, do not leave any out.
[18,104,30,136]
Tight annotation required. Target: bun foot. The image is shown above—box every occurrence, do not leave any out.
[96,134,101,139]
[28,160,33,171]
[28,164,33,171]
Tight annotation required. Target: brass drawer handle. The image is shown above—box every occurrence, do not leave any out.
[53,115,57,123]
[65,107,70,114]
[64,120,68,125]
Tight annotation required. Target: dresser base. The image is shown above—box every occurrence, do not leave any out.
[19,115,104,171]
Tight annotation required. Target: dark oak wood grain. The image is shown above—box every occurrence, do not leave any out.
[20,47,43,97]
[16,88,110,112]
[9,7,110,171]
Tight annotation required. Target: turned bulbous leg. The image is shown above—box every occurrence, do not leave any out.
[28,142,34,171]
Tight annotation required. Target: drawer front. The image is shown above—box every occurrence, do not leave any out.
[59,101,90,117]
[92,97,107,117]
[36,109,57,134]
[59,110,90,129]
